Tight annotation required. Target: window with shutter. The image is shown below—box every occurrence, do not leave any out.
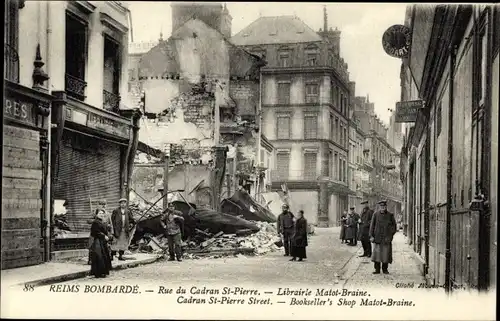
[306,53,318,66]
[277,82,291,104]
[305,84,319,103]
[276,116,291,139]
[328,150,333,178]
[4,0,20,83]
[330,114,334,140]
[334,117,339,143]
[304,115,318,139]
[304,152,317,180]
[276,153,290,179]
[334,152,339,180]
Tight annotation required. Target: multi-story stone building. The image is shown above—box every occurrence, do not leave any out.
[353,96,402,214]
[232,9,353,226]
[348,113,368,210]
[3,1,139,268]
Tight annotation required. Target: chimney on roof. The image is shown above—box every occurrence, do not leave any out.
[323,5,328,34]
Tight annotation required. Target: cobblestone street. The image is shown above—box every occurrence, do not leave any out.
[44,227,423,289]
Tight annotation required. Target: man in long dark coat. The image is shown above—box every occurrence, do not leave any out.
[369,200,397,274]
[358,200,374,257]
[277,204,294,256]
[349,206,360,245]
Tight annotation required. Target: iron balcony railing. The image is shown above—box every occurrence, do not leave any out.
[271,169,321,182]
[103,89,121,113]
[4,43,19,83]
[65,73,87,101]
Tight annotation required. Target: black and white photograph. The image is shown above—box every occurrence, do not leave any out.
[1,1,498,319]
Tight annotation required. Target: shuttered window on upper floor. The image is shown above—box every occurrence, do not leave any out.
[304,114,318,139]
[277,82,291,105]
[305,83,319,103]
[304,152,317,180]
[277,115,291,139]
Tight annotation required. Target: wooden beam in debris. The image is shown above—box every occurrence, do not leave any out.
[200,231,224,249]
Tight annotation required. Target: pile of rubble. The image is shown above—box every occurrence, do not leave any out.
[135,221,282,259]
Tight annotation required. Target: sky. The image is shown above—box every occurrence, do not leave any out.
[126,2,408,124]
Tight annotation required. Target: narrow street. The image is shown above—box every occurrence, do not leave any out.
[44,228,360,288]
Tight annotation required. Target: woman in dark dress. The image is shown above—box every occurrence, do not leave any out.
[290,210,308,262]
[90,209,113,278]
[339,211,347,244]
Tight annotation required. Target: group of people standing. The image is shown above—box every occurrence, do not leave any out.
[88,199,186,278]
[277,204,308,262]
[340,200,397,274]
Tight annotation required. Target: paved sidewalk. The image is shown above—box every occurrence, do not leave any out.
[1,253,160,289]
[341,231,425,287]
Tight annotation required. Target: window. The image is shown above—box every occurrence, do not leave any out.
[340,124,344,146]
[305,83,319,103]
[330,114,334,140]
[276,115,291,139]
[334,117,339,142]
[334,152,339,180]
[479,30,488,105]
[334,86,339,108]
[4,0,20,82]
[304,152,317,180]
[304,115,318,139]
[277,82,291,104]
[103,35,121,112]
[344,97,348,116]
[279,51,290,67]
[65,12,88,100]
[328,150,333,178]
[276,153,290,178]
[338,157,343,182]
[339,93,344,113]
[306,53,318,66]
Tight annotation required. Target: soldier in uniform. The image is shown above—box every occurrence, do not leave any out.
[370,200,397,274]
[277,204,295,256]
[358,200,374,257]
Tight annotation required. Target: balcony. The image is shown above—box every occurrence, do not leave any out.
[103,90,121,113]
[65,73,87,101]
[271,169,319,182]
[4,43,19,83]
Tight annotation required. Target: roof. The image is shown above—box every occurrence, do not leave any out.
[138,18,263,79]
[231,15,323,46]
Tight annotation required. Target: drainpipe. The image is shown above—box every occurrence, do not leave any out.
[255,70,263,199]
[44,1,52,262]
[445,42,456,294]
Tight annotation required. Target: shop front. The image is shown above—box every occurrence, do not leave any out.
[2,81,52,269]
[51,92,140,250]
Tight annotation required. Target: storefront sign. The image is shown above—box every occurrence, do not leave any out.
[87,113,130,138]
[395,100,424,123]
[4,96,38,127]
[382,24,412,58]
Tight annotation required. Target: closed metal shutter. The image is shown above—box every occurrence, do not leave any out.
[53,130,122,234]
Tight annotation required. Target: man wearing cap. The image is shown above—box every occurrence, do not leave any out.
[277,204,295,256]
[369,200,397,274]
[358,200,374,257]
[162,203,185,262]
[111,198,136,260]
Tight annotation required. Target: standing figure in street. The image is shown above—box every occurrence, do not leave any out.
[89,209,113,278]
[370,200,397,274]
[162,203,185,262]
[111,198,135,261]
[358,200,374,257]
[344,210,358,246]
[277,204,295,256]
[290,210,308,262]
[349,206,360,245]
[339,211,348,244]
[87,200,113,264]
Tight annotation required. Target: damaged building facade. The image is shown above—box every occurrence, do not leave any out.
[127,2,271,209]
[399,4,498,291]
[232,9,354,226]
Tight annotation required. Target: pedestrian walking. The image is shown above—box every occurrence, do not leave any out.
[89,209,113,278]
[344,210,358,246]
[162,203,185,262]
[339,211,347,244]
[87,200,113,264]
[277,204,294,256]
[290,210,308,262]
[358,200,374,257]
[369,200,397,274]
[111,198,135,261]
